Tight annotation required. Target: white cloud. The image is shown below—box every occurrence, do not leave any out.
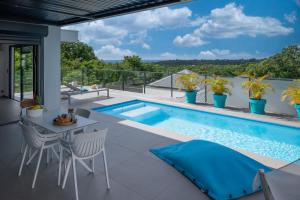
[160,52,177,60]
[174,3,294,47]
[66,21,127,46]
[284,11,297,23]
[65,7,193,49]
[174,34,207,47]
[142,49,263,60]
[158,52,198,60]
[198,49,257,59]
[129,31,151,50]
[142,43,151,50]
[106,7,192,31]
[95,45,135,60]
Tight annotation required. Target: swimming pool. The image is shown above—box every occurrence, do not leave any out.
[94,100,300,162]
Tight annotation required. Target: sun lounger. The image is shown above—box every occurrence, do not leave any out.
[62,84,109,105]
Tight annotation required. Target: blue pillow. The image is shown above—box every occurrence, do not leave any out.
[150,140,270,200]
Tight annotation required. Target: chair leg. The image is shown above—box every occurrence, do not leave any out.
[58,146,63,186]
[62,158,72,189]
[28,147,32,159]
[102,149,110,189]
[18,145,28,176]
[32,147,43,189]
[72,157,79,200]
[51,149,53,160]
[20,141,25,154]
[46,148,49,164]
[51,146,59,160]
[91,157,95,173]
[26,149,38,165]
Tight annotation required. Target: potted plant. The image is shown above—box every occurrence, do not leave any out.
[242,75,272,114]
[203,76,231,108]
[26,95,43,118]
[281,80,300,119]
[176,73,202,104]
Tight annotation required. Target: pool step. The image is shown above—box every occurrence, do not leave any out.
[112,102,145,113]
[121,106,160,118]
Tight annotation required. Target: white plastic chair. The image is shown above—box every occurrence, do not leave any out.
[18,121,61,188]
[20,117,52,154]
[58,128,110,200]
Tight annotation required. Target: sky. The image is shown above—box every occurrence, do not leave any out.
[64,0,300,60]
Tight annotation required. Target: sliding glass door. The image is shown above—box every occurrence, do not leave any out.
[10,45,38,101]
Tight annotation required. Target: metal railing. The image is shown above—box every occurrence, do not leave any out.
[61,68,298,115]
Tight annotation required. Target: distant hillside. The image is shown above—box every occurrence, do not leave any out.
[154,59,261,66]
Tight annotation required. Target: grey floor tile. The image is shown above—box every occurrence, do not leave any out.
[94,141,139,171]
[0,100,261,200]
[153,174,209,200]
[108,152,189,200]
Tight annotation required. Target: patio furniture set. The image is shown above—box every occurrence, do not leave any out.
[18,107,110,200]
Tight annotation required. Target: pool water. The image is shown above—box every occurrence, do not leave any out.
[94,100,300,162]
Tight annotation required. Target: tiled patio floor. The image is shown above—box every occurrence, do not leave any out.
[0,94,265,200]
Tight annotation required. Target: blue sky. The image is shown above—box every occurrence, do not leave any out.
[65,0,300,60]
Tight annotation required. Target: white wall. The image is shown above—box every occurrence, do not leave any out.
[43,26,61,111]
[147,74,297,116]
[203,77,296,115]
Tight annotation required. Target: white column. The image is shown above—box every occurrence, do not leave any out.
[43,26,61,111]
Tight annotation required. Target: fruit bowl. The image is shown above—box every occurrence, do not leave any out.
[53,114,77,126]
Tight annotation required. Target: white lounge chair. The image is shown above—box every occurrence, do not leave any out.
[62,83,109,105]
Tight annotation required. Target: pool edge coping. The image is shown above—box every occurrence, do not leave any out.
[119,119,288,169]
[93,96,300,128]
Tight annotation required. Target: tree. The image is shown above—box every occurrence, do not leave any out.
[123,55,143,71]
[246,45,300,78]
[61,42,104,84]
[61,42,97,61]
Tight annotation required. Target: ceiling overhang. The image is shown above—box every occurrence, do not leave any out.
[0,0,187,26]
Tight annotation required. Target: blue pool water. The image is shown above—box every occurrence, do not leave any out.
[94,100,300,162]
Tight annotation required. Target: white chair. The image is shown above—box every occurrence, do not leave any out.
[58,128,110,200]
[20,117,52,154]
[18,121,61,188]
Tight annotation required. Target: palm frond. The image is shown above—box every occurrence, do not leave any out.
[241,74,273,99]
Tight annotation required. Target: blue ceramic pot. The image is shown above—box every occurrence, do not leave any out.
[185,91,197,104]
[249,99,266,114]
[213,94,227,108]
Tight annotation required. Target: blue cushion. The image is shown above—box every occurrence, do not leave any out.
[150,140,271,200]
[80,88,89,92]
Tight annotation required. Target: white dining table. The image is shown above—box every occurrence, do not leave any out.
[24,109,98,135]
